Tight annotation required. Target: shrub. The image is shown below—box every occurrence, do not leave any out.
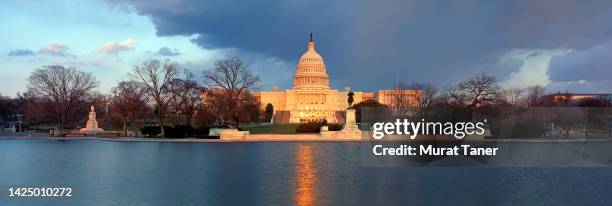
[140,125,207,138]
[191,127,211,137]
[165,125,193,138]
[140,126,161,137]
[328,124,343,131]
[296,122,322,133]
[511,121,545,138]
[239,124,298,134]
[295,122,345,133]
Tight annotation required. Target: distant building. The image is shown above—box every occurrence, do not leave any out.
[377,89,421,115]
[252,34,419,123]
[540,93,612,106]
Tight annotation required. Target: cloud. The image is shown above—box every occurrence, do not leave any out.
[96,38,135,55]
[49,60,104,67]
[546,79,612,93]
[109,0,612,91]
[155,47,180,56]
[548,41,612,82]
[499,49,569,89]
[39,43,70,56]
[546,40,612,93]
[7,49,35,56]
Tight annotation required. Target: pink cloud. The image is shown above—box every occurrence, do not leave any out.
[39,43,69,56]
[96,38,135,55]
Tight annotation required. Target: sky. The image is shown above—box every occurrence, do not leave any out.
[1,0,612,97]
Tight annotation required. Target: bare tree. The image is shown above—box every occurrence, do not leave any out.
[526,85,545,107]
[201,89,260,126]
[110,81,148,136]
[408,83,438,117]
[445,86,468,108]
[202,57,260,126]
[166,69,203,126]
[19,92,52,127]
[130,59,178,137]
[27,65,98,136]
[448,73,500,108]
[499,88,524,106]
[0,94,18,123]
[390,81,413,117]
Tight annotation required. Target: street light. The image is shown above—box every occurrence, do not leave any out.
[17,114,23,132]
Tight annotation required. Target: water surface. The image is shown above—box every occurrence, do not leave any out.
[1,140,611,205]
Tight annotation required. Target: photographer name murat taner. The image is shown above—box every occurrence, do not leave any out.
[372,145,499,156]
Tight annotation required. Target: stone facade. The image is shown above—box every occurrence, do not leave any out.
[253,88,373,123]
[377,89,421,115]
[253,34,417,124]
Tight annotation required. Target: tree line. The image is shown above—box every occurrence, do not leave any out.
[1,63,609,137]
[1,57,260,137]
[386,73,609,119]
[354,73,611,138]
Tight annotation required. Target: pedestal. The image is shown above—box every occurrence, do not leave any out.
[343,109,359,131]
[320,108,361,139]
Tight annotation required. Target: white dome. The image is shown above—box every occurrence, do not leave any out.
[298,42,324,64]
[293,35,329,89]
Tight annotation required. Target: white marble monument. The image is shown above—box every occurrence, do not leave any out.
[80,106,104,134]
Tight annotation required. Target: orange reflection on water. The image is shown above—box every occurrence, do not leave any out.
[294,144,317,206]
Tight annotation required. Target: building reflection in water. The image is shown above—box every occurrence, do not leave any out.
[294,144,317,206]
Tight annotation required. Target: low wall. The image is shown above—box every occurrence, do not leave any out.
[218,129,489,142]
[218,129,250,141]
[219,129,362,142]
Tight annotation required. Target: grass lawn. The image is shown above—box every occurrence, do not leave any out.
[240,124,299,134]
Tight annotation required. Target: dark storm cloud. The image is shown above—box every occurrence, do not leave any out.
[7,49,35,56]
[547,41,612,92]
[108,0,612,91]
[156,47,181,56]
[548,41,612,82]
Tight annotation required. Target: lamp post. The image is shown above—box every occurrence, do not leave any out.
[105,101,110,129]
[17,114,22,132]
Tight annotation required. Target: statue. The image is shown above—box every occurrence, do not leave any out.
[80,105,104,134]
[347,90,354,107]
[342,91,360,136]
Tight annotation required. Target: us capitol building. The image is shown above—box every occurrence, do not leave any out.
[254,34,420,124]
